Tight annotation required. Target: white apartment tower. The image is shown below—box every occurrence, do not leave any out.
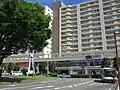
[59,0,120,54]
[43,6,53,55]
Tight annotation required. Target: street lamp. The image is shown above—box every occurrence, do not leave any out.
[114,31,120,89]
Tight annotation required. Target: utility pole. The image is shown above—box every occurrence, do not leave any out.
[114,31,120,89]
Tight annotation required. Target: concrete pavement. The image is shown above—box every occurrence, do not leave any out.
[0,78,117,90]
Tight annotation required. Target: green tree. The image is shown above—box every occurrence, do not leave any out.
[0,0,51,77]
[101,58,110,68]
[113,57,120,70]
[1,63,20,73]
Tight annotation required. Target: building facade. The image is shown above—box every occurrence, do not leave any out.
[52,0,120,75]
[52,1,65,53]
[43,6,53,57]
[58,0,120,54]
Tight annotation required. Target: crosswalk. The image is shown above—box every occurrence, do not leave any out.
[0,80,111,90]
[29,81,109,90]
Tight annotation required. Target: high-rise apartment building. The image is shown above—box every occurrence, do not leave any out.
[55,0,120,54]
[52,1,65,53]
[43,6,53,56]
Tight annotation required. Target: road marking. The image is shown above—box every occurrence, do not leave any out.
[30,87,43,89]
[108,84,115,90]
[73,84,78,87]
[30,85,54,90]
[103,83,107,85]
[54,87,61,89]
[46,85,54,88]
[61,86,67,88]
[7,85,16,86]
[79,83,82,85]
[90,82,96,86]
[0,84,45,90]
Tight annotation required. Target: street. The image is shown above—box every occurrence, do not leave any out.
[0,78,117,90]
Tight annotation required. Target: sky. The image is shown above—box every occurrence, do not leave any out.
[27,0,89,7]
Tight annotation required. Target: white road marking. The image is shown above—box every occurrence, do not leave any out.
[103,83,107,85]
[68,85,73,88]
[7,85,16,86]
[0,84,44,90]
[108,84,115,90]
[0,80,94,90]
[82,82,86,84]
[46,85,54,88]
[30,87,43,89]
[61,86,67,88]
[30,85,54,90]
[90,82,96,86]
[54,87,61,89]
[79,83,82,85]
[73,84,78,87]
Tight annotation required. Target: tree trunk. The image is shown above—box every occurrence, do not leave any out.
[0,54,5,77]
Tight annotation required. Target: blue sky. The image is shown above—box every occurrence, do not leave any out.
[27,0,89,7]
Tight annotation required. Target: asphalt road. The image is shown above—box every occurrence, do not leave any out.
[0,78,117,90]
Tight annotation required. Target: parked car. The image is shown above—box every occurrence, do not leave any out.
[11,71,23,76]
[59,74,71,78]
[2,73,10,76]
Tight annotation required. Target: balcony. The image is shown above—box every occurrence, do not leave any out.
[80,7,99,13]
[80,2,98,9]
[81,12,100,17]
[81,25,101,30]
[61,42,78,46]
[107,44,115,46]
[103,8,118,13]
[113,11,117,15]
[81,21,100,26]
[89,25,94,28]
[103,2,117,8]
[112,7,117,11]
[82,40,102,44]
[66,24,72,28]
[114,26,120,29]
[66,12,71,15]
[81,16,100,21]
[102,0,115,3]
[67,37,76,41]
[90,34,94,37]
[90,39,94,42]
[114,21,120,24]
[66,8,71,11]
[88,16,93,19]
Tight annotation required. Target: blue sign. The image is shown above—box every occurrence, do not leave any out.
[93,59,97,66]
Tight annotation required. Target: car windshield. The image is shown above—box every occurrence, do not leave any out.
[104,69,116,77]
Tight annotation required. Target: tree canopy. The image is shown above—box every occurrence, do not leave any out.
[0,0,51,65]
[113,57,120,70]
[101,58,110,68]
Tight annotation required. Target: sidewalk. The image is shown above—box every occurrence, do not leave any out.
[116,86,119,90]
[117,86,119,90]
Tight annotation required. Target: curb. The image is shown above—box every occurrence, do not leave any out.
[115,84,118,90]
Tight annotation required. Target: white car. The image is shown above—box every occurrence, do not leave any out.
[11,71,23,76]
[2,73,10,76]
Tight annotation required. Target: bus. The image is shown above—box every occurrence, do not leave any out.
[101,67,117,83]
